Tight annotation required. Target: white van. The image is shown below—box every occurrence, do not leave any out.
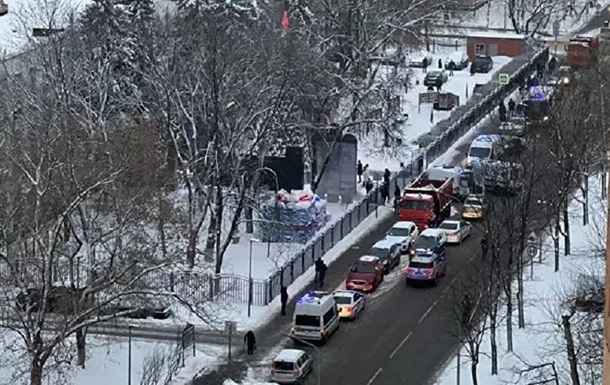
[290,291,340,344]
[466,134,502,168]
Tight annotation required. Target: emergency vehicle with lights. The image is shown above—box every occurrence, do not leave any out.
[404,250,447,286]
[290,291,339,344]
[398,175,453,230]
[466,134,502,168]
[333,290,365,320]
[345,256,384,292]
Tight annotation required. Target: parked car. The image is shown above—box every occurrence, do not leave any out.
[333,290,366,320]
[445,51,469,70]
[270,349,313,384]
[367,240,402,273]
[461,195,485,220]
[345,256,384,292]
[498,122,525,137]
[404,250,447,286]
[470,55,493,73]
[413,229,447,257]
[407,50,433,68]
[424,70,449,87]
[437,220,472,244]
[385,221,419,254]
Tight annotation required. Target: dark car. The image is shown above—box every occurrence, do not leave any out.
[367,240,401,273]
[423,70,449,87]
[413,231,446,258]
[470,55,493,73]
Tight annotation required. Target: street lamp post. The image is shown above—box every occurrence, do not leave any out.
[128,324,138,385]
[248,238,261,317]
[288,335,321,385]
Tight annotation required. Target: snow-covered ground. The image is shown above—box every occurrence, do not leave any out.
[458,0,602,37]
[358,47,512,173]
[0,330,225,385]
[434,174,607,385]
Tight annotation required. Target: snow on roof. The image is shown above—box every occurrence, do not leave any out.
[373,239,397,249]
[359,255,380,263]
[404,193,434,200]
[471,134,500,148]
[274,349,305,362]
[579,27,601,38]
[333,290,358,297]
[421,228,444,236]
[392,221,417,229]
[467,31,526,40]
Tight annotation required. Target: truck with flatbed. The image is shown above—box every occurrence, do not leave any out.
[398,176,453,230]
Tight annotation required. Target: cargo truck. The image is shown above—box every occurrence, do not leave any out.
[398,176,453,230]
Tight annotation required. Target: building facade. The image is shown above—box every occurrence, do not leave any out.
[466,33,527,60]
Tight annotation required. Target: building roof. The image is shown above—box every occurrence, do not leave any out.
[467,31,526,40]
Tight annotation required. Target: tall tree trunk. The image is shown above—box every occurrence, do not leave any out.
[582,173,589,225]
[554,214,560,272]
[563,200,570,256]
[187,228,198,269]
[245,206,254,234]
[76,327,87,368]
[562,315,581,385]
[517,246,525,329]
[158,193,168,260]
[30,360,43,385]
[490,315,498,375]
[506,291,513,352]
[470,356,479,385]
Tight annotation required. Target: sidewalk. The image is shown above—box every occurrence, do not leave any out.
[189,206,398,385]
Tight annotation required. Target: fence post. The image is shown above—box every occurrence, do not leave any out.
[330,225,334,246]
[169,272,175,292]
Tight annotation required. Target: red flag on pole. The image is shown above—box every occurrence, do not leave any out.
[281,11,289,31]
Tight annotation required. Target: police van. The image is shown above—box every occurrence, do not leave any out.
[290,291,340,344]
[466,134,502,168]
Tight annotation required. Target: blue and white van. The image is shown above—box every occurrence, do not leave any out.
[466,134,502,168]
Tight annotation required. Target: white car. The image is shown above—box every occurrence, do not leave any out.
[385,221,419,254]
[407,50,433,68]
[438,220,472,244]
[333,290,365,320]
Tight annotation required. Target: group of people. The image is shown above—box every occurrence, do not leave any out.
[357,160,400,206]
[498,98,517,122]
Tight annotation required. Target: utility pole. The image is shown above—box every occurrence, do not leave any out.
[600,25,610,385]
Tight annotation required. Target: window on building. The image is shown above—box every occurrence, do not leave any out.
[475,43,485,55]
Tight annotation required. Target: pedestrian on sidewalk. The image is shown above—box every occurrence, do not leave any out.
[357,160,363,183]
[438,58,442,69]
[394,184,401,203]
[280,286,289,316]
[422,57,428,73]
[383,168,390,186]
[365,178,374,194]
[508,98,516,119]
[244,330,257,355]
[380,182,388,205]
[498,101,507,122]
[314,257,324,283]
[318,260,328,288]
[362,165,370,188]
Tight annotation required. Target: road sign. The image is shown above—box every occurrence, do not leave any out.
[527,245,538,258]
[224,321,237,334]
[498,73,510,85]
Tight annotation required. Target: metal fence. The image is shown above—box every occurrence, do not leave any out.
[146,47,551,307]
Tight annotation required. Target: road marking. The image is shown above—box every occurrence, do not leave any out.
[389,331,413,359]
[366,368,383,385]
[418,299,438,325]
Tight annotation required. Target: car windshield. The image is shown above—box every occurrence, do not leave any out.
[428,71,442,77]
[368,247,389,259]
[334,296,352,305]
[388,227,410,237]
[469,147,491,158]
[439,222,459,230]
[465,199,482,207]
[274,361,295,371]
[410,261,434,269]
[351,263,376,274]
[295,315,320,327]
[399,200,431,210]
[474,57,491,65]
[414,235,437,249]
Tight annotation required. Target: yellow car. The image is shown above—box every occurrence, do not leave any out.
[461,196,484,220]
[333,290,365,320]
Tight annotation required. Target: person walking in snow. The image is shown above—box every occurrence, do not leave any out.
[280,286,289,316]
[508,98,516,119]
[438,58,442,69]
[361,165,370,188]
[365,178,374,194]
[380,182,388,204]
[357,160,363,183]
[318,260,328,288]
[314,257,324,283]
[498,101,507,122]
[393,184,401,211]
[383,168,391,186]
[244,330,257,355]
[422,57,428,73]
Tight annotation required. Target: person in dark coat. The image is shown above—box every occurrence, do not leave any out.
[383,168,391,186]
[448,60,455,76]
[507,98,516,119]
[318,261,328,287]
[314,257,324,283]
[365,179,374,194]
[438,58,442,68]
[470,63,476,76]
[380,183,388,204]
[422,57,428,73]
[393,185,401,211]
[498,101,507,122]
[280,286,289,316]
[548,56,557,73]
[244,330,256,355]
[357,160,363,183]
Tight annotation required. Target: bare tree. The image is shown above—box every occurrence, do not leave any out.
[503,0,589,37]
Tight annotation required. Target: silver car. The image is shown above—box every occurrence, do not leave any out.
[270,349,313,384]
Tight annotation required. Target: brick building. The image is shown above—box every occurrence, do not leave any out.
[466,32,527,59]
